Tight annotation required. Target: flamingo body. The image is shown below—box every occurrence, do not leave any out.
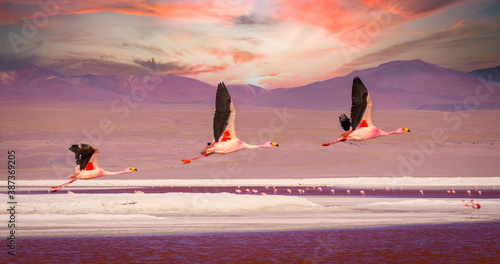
[323,77,410,146]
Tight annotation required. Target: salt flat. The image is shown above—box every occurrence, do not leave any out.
[4,193,499,237]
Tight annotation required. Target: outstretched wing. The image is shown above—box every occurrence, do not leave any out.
[350,76,372,131]
[69,143,96,170]
[213,82,237,142]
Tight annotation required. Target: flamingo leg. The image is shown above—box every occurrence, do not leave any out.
[322,138,346,146]
[51,179,77,193]
[182,153,210,164]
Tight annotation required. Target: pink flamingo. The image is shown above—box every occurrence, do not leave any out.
[182,82,278,163]
[462,199,473,214]
[322,77,410,146]
[419,190,424,195]
[360,190,365,196]
[470,201,481,218]
[330,189,335,195]
[51,144,137,192]
[467,190,471,196]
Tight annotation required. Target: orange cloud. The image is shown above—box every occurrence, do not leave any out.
[0,0,255,26]
[452,18,470,29]
[363,0,463,18]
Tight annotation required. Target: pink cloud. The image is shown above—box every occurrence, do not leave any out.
[209,49,263,64]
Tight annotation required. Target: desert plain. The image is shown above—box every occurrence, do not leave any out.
[1,101,499,181]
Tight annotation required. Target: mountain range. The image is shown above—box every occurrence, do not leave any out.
[1,60,499,111]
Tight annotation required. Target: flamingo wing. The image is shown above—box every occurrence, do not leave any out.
[350,76,373,131]
[339,113,351,131]
[69,143,97,170]
[213,82,237,142]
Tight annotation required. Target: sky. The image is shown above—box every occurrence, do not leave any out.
[0,0,499,88]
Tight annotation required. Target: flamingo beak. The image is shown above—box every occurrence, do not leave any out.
[272,142,279,147]
[131,167,138,171]
[404,128,411,132]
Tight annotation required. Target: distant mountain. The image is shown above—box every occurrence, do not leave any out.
[468,65,500,83]
[2,61,500,110]
[0,65,268,103]
[245,60,500,111]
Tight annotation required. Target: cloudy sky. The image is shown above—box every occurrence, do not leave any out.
[1,0,499,88]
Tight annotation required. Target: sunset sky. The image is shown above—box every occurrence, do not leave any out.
[1,0,499,88]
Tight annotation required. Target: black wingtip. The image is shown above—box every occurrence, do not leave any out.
[353,76,364,84]
[339,113,351,131]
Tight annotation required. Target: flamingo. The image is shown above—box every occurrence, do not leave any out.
[322,77,410,146]
[182,82,279,164]
[462,199,473,214]
[51,144,137,192]
[471,201,481,218]
[360,190,365,196]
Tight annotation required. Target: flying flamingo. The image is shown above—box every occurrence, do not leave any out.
[322,77,410,146]
[51,144,138,192]
[182,82,279,164]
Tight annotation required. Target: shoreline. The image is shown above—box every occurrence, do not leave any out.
[18,220,500,238]
[7,176,500,189]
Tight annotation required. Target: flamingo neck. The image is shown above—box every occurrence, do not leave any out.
[378,129,403,137]
[102,169,131,176]
[241,142,271,150]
